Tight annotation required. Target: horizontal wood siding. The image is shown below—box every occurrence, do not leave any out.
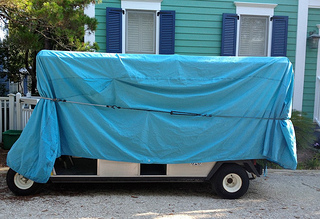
[273,2,298,70]
[162,0,298,59]
[96,0,298,58]
[303,8,320,117]
[162,0,234,56]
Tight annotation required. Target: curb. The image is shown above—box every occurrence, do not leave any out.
[267,168,320,174]
[0,167,9,174]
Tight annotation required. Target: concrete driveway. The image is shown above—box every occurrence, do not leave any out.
[0,167,319,218]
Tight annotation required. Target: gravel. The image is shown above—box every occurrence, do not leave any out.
[0,168,319,218]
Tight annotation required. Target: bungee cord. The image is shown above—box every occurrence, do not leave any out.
[40,97,287,120]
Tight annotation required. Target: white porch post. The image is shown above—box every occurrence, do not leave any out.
[293,0,309,111]
[313,24,320,124]
[8,94,15,130]
[16,92,22,130]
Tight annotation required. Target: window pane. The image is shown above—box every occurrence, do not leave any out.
[127,12,140,52]
[141,13,155,52]
[239,16,268,56]
[126,11,156,54]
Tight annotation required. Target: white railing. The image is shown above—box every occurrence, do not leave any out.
[0,93,40,142]
[15,93,40,130]
[0,96,11,142]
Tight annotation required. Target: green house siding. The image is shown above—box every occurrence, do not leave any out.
[275,3,298,67]
[96,0,298,60]
[162,1,233,56]
[96,0,120,52]
[303,8,320,117]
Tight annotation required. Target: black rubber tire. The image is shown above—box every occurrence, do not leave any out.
[6,168,40,196]
[212,164,249,199]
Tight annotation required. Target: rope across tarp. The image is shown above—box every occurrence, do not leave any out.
[40,97,288,120]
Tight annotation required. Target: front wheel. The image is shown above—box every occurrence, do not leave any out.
[212,164,249,199]
[6,168,41,196]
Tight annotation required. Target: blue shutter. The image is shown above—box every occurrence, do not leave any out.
[159,10,175,54]
[271,16,288,57]
[106,7,123,53]
[221,13,238,56]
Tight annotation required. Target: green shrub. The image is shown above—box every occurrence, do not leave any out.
[291,110,317,149]
[297,152,320,170]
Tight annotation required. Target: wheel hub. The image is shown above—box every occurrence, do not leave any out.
[14,173,34,190]
[223,173,242,193]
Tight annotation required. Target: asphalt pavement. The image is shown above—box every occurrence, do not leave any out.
[0,167,319,218]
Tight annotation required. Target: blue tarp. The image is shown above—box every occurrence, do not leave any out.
[7,50,296,183]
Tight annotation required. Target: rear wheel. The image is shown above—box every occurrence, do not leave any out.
[212,164,249,199]
[6,168,40,196]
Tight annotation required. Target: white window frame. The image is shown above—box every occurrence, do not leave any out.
[238,15,269,56]
[125,10,156,54]
[121,0,163,54]
[234,2,278,57]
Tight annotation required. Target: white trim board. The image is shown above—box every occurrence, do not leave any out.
[121,0,162,11]
[234,2,277,16]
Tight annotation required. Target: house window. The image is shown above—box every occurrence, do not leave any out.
[126,10,156,54]
[106,0,175,55]
[238,15,269,56]
[221,2,288,57]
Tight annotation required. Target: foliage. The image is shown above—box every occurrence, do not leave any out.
[0,83,8,96]
[297,151,320,170]
[0,38,27,83]
[0,0,100,94]
[291,110,317,150]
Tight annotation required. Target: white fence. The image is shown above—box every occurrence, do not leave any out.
[0,93,40,142]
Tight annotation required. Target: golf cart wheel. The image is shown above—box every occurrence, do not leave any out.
[6,168,40,196]
[212,164,249,199]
